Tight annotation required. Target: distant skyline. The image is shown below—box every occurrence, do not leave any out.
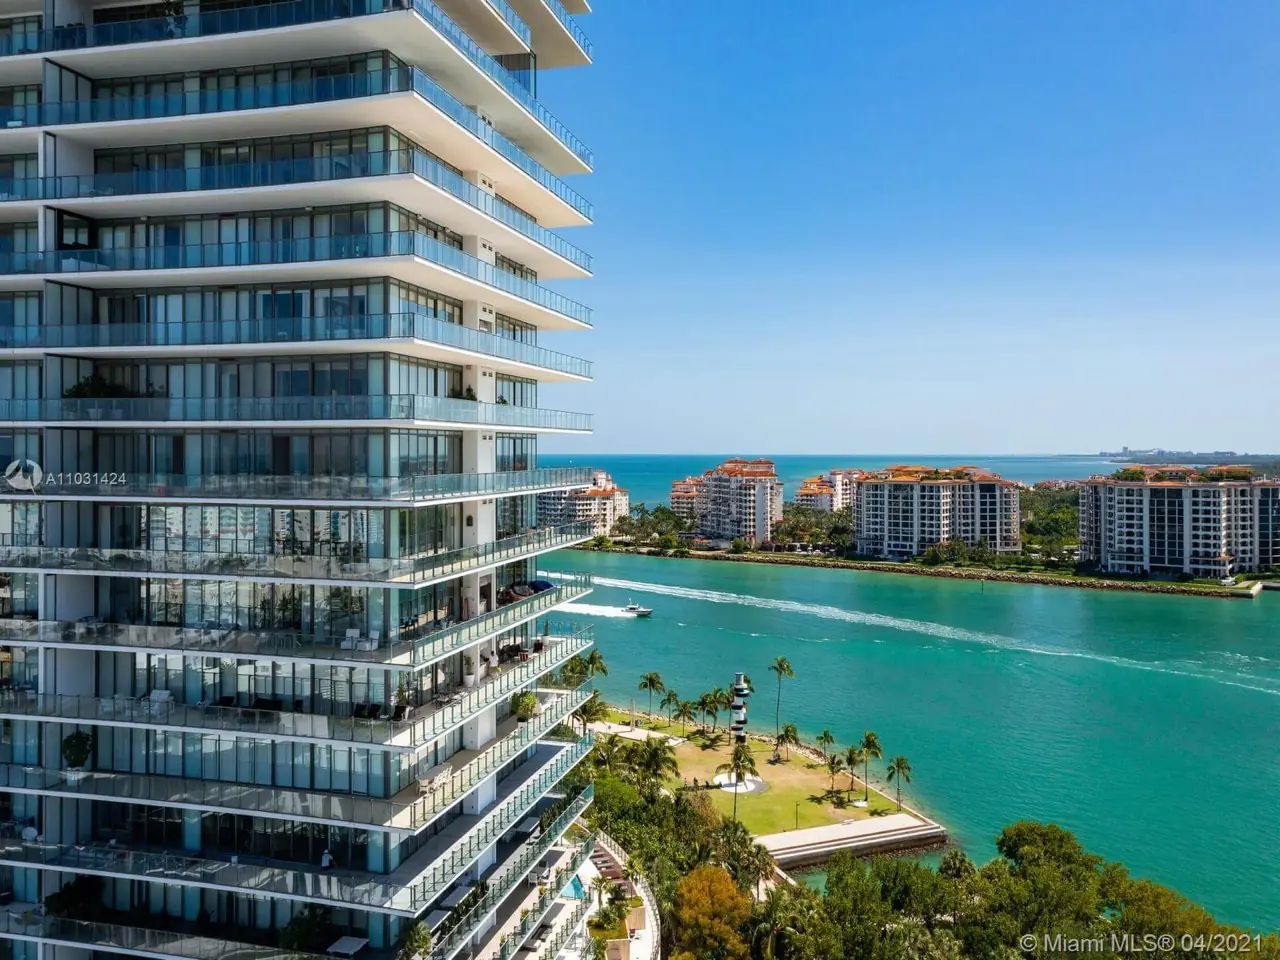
[539,1,1280,454]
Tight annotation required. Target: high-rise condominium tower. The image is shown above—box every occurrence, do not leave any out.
[0,1,598,957]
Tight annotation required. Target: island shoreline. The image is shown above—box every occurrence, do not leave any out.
[573,545,1264,600]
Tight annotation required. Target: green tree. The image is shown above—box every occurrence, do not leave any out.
[816,728,835,762]
[395,921,432,960]
[768,656,795,739]
[825,753,845,795]
[886,755,912,810]
[674,699,697,734]
[860,730,883,804]
[634,736,679,792]
[716,741,760,823]
[638,671,665,719]
[844,745,864,797]
[573,691,607,734]
[775,722,800,761]
[660,688,680,723]
[584,648,608,691]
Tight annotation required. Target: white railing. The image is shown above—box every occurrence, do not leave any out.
[593,831,661,960]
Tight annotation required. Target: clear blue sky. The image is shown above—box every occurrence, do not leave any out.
[537,1,1280,455]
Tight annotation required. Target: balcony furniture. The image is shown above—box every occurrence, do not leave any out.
[390,703,411,722]
[145,689,173,718]
[19,826,36,842]
[326,935,369,957]
[418,761,451,795]
[365,704,382,721]
[339,629,361,650]
[352,704,369,719]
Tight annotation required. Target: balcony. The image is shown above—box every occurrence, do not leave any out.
[0,685,587,833]
[0,524,592,586]
[0,574,593,669]
[1,312,591,379]
[0,151,591,275]
[426,792,592,960]
[0,68,589,226]
[0,630,592,751]
[0,911,329,960]
[0,231,591,329]
[0,737,591,916]
[507,0,592,67]
[0,0,590,166]
[444,829,591,960]
[3,465,593,506]
[0,394,591,432]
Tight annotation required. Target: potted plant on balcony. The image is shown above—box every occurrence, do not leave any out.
[510,691,539,723]
[395,920,433,960]
[61,729,94,782]
[462,654,477,688]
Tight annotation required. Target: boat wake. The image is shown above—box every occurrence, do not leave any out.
[553,573,1280,697]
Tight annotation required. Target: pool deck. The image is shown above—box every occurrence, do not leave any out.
[757,811,947,868]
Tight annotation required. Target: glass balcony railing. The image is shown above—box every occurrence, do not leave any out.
[4,65,592,220]
[540,0,593,59]
[0,523,593,584]
[24,465,594,503]
[2,311,593,375]
[0,150,591,271]
[0,630,592,750]
[0,736,591,914]
[428,788,593,960]
[0,686,588,832]
[0,0,589,167]
[399,734,593,911]
[485,0,535,47]
[0,231,592,324]
[0,574,593,669]
[529,897,592,960]
[0,911,329,960]
[0,393,592,431]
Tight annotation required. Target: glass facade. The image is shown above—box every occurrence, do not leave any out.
[0,0,594,956]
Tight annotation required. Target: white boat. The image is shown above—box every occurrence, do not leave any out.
[621,601,653,618]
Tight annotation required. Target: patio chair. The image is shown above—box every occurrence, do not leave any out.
[417,761,452,795]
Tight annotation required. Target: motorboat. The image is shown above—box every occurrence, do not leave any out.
[621,601,653,617]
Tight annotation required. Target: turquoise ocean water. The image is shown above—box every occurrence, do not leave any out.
[540,550,1280,931]
[540,453,1121,506]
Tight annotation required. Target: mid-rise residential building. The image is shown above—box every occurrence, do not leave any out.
[669,474,705,529]
[794,469,862,513]
[538,470,629,536]
[853,465,1021,558]
[795,475,837,512]
[670,459,782,544]
[1079,465,1280,577]
[0,2,599,958]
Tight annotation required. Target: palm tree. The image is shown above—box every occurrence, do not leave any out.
[660,689,680,724]
[590,875,611,910]
[751,886,799,960]
[716,741,759,823]
[696,692,718,732]
[860,730,883,804]
[592,733,628,777]
[886,755,912,810]
[844,745,864,798]
[673,699,697,735]
[737,842,776,901]
[774,722,800,761]
[816,729,835,762]
[634,736,679,787]
[637,672,664,720]
[584,649,608,691]
[712,687,731,729]
[573,692,607,735]
[768,656,794,739]
[824,754,845,795]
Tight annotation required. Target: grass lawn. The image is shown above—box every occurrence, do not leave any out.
[666,731,899,836]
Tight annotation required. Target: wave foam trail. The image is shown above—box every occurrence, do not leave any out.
[558,602,635,619]
[577,575,1280,697]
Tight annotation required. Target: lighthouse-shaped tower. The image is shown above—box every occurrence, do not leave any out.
[730,671,751,744]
